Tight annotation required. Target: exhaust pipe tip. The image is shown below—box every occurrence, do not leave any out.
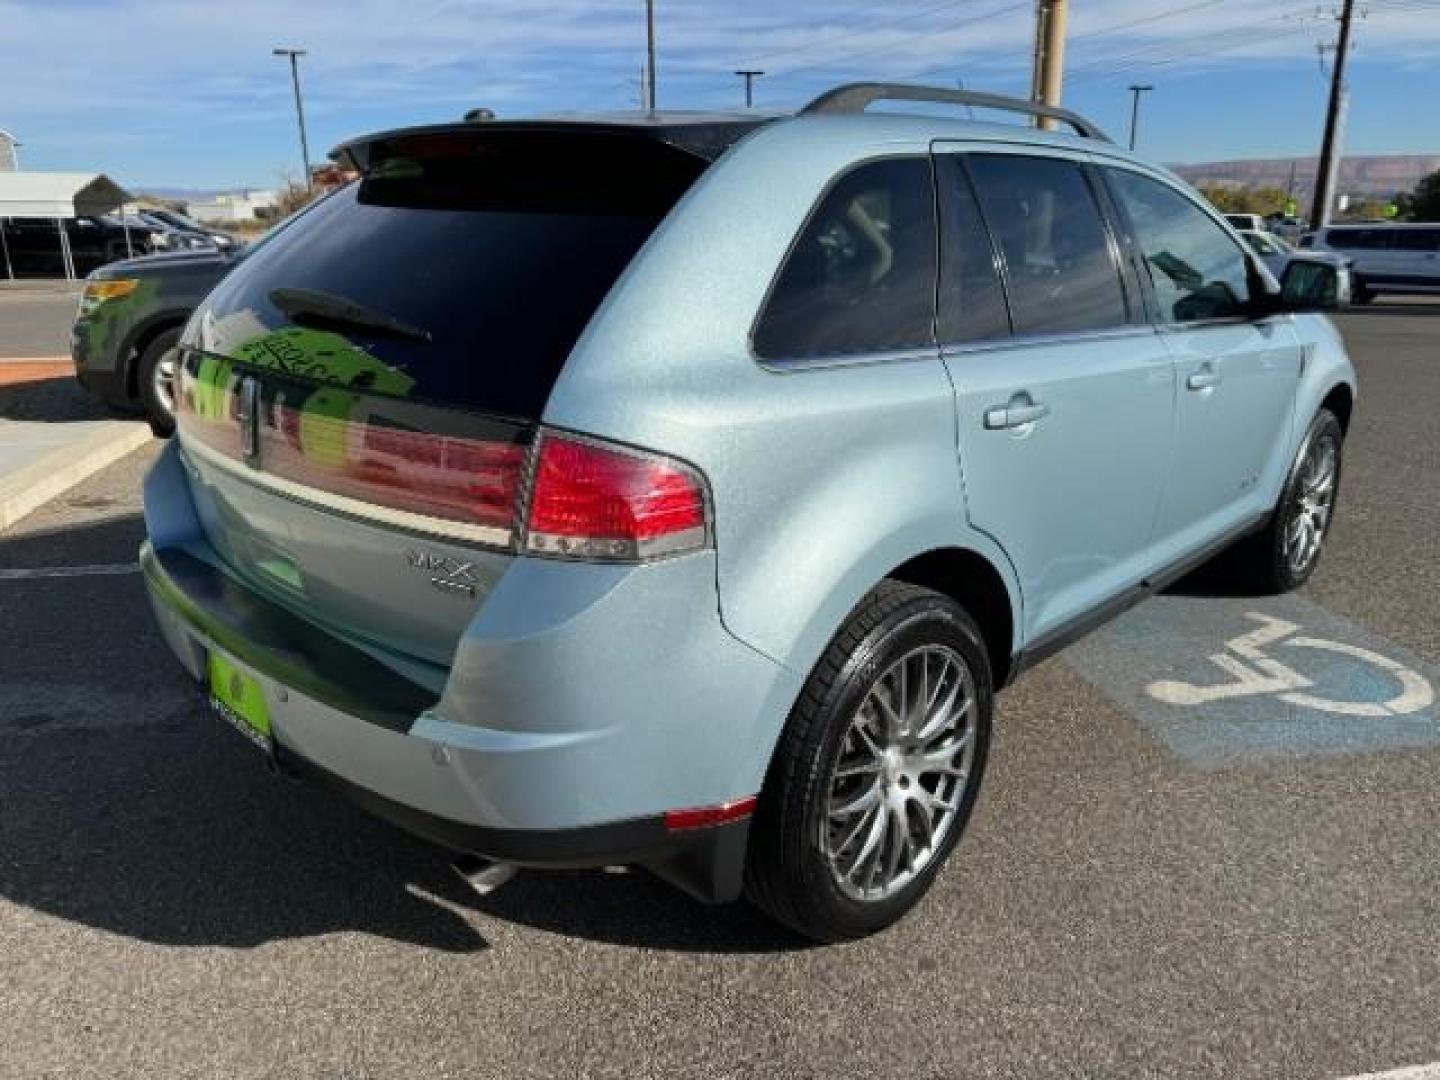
[452,854,518,897]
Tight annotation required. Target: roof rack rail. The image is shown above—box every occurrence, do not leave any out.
[800,83,1112,143]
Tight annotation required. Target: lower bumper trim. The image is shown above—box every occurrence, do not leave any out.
[276,746,751,903]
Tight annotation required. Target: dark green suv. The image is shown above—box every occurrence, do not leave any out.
[72,248,236,433]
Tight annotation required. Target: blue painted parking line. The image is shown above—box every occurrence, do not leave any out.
[1062,593,1440,766]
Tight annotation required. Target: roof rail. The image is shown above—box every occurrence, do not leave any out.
[800,83,1112,143]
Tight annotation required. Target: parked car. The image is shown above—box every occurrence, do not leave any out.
[1223,212,1267,233]
[109,212,217,254]
[1239,229,1353,290]
[1,214,164,277]
[140,84,1356,942]
[73,198,322,431]
[142,206,240,252]
[1300,223,1440,302]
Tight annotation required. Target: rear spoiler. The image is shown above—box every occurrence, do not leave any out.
[330,118,768,174]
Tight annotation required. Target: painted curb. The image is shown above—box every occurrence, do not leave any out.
[0,422,154,532]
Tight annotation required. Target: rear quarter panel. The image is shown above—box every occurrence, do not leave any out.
[544,119,1023,687]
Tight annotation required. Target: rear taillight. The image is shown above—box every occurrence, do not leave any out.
[265,399,527,543]
[521,431,709,561]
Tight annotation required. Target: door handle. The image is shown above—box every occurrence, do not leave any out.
[1186,366,1223,391]
[984,400,1051,430]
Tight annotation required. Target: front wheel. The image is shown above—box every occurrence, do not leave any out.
[137,328,181,436]
[1243,408,1344,594]
[745,582,992,942]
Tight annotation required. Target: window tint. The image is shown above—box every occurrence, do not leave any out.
[966,155,1128,335]
[753,158,937,360]
[1393,228,1440,252]
[1108,169,1251,322]
[935,158,1010,344]
[1326,228,1386,250]
[194,130,708,419]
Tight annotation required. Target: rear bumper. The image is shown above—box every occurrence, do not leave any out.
[141,439,799,902]
[141,540,752,901]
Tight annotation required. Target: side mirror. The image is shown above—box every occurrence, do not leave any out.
[1278,259,1350,311]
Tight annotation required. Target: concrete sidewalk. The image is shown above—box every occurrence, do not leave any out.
[0,360,152,531]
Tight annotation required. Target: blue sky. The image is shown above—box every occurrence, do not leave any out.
[3,0,1438,190]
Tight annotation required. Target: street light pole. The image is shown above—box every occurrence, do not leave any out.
[734,69,764,108]
[273,48,313,194]
[644,0,657,112]
[1127,84,1153,151]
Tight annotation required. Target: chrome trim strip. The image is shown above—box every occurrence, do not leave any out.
[178,433,514,550]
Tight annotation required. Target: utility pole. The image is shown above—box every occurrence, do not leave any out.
[734,69,764,109]
[1127,84,1152,151]
[645,0,657,112]
[1310,0,1356,229]
[1030,0,1069,129]
[273,48,313,194]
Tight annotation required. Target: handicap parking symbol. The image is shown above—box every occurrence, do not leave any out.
[1061,594,1440,766]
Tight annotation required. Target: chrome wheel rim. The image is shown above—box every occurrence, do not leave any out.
[824,644,978,902]
[1285,432,1339,575]
[152,347,179,417]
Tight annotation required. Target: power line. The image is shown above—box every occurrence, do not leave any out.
[765,0,1027,82]
[742,0,987,69]
[1067,7,1318,83]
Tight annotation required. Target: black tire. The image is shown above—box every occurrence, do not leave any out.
[745,581,993,942]
[1238,408,1344,594]
[136,328,181,436]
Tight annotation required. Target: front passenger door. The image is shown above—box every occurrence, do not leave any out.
[1105,166,1303,559]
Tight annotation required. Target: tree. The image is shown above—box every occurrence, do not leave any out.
[1406,169,1440,221]
[1197,184,1290,217]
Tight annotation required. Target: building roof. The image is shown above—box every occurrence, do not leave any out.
[0,172,132,218]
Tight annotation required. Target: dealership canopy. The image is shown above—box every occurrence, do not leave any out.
[0,172,132,218]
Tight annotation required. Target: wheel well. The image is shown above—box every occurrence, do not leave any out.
[125,318,186,399]
[1322,383,1354,435]
[888,549,1016,687]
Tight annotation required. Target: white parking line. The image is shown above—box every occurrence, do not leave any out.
[1339,1064,1440,1080]
[0,563,139,580]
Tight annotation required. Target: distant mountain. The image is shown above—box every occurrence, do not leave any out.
[1170,154,1440,199]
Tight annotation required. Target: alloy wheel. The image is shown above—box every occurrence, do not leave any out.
[823,644,979,902]
[1285,431,1339,576]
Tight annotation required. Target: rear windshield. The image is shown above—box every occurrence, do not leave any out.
[190,130,708,418]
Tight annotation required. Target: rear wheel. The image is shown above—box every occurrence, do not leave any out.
[745,581,992,942]
[137,328,181,436]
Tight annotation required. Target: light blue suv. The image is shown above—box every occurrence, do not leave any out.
[141,85,1356,941]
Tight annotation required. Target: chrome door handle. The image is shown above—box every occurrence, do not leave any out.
[984,401,1050,430]
[1186,369,1223,391]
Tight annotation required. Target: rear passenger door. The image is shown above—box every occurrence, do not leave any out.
[1103,165,1302,554]
[933,147,1174,645]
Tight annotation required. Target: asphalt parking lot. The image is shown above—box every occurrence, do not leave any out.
[1,301,1438,1079]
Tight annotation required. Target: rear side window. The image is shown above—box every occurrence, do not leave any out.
[966,155,1129,336]
[192,130,708,419]
[753,158,937,360]
[935,157,1011,345]
[1325,228,1386,250]
[1393,228,1440,252]
[1107,168,1250,323]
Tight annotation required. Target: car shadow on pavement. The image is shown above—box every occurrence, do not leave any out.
[0,373,120,423]
[0,513,805,956]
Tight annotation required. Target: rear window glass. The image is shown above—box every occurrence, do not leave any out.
[1325,228,1385,250]
[190,130,707,418]
[753,158,937,361]
[1392,228,1440,251]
